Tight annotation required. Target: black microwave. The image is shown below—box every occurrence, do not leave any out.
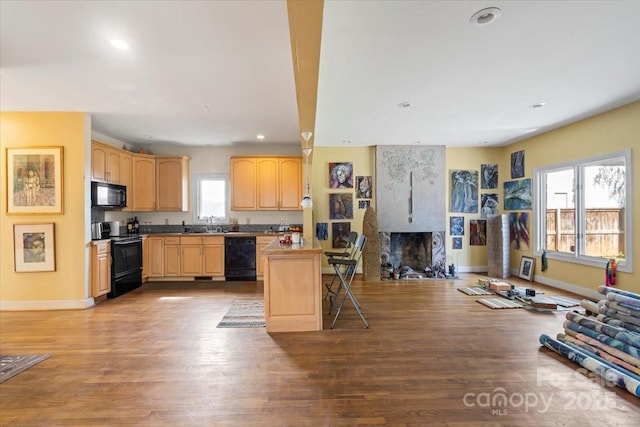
[91,181,127,209]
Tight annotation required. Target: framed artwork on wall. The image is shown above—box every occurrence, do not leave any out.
[504,179,532,210]
[450,216,464,236]
[511,150,525,179]
[13,223,56,272]
[329,162,353,188]
[452,237,462,250]
[469,219,486,246]
[6,147,64,214]
[481,164,498,189]
[329,193,353,219]
[450,170,478,213]
[355,176,372,198]
[332,222,351,248]
[481,194,499,218]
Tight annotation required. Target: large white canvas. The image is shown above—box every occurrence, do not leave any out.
[376,145,446,232]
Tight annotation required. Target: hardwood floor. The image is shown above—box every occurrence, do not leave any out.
[1,274,638,426]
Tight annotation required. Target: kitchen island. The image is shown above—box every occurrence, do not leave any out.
[262,238,323,332]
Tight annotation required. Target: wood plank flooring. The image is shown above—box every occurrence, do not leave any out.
[1,274,638,426]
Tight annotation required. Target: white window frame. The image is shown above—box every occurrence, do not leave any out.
[534,149,632,273]
[192,173,229,225]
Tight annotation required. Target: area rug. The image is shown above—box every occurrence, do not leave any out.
[217,299,265,328]
[0,354,50,383]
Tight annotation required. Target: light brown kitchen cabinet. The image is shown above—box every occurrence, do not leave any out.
[179,236,224,277]
[131,154,156,211]
[202,236,224,276]
[141,235,149,281]
[156,156,190,211]
[148,236,165,277]
[180,236,203,276]
[278,157,303,210]
[256,235,276,278]
[257,157,279,210]
[91,241,111,297]
[230,157,257,210]
[91,141,123,183]
[164,236,181,276]
[120,151,133,211]
[231,156,302,211]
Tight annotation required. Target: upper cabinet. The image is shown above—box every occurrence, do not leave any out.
[91,141,123,184]
[230,157,257,210]
[278,157,302,210]
[156,156,189,211]
[91,141,190,212]
[231,156,301,211]
[131,154,156,211]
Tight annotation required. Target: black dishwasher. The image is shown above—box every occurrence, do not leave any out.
[225,236,256,281]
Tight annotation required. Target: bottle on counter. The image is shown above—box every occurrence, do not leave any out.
[133,217,139,235]
[127,218,133,236]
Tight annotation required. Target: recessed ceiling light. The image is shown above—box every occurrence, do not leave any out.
[530,102,547,109]
[110,39,130,50]
[256,134,265,140]
[143,135,153,139]
[397,102,412,109]
[342,140,352,144]
[470,7,502,25]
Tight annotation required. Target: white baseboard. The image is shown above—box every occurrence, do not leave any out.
[513,269,601,300]
[0,298,95,311]
[457,265,488,273]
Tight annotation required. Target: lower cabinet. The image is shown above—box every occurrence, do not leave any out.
[180,236,224,276]
[141,235,149,281]
[202,237,224,276]
[91,241,111,297]
[164,237,181,277]
[148,236,165,277]
[256,236,276,278]
[146,235,225,279]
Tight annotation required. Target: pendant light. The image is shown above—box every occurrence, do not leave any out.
[300,131,313,208]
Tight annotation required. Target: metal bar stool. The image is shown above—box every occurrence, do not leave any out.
[327,234,369,329]
[323,231,357,304]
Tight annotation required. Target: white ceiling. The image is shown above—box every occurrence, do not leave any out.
[2,1,640,148]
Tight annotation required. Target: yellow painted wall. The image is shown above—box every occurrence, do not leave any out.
[445,147,503,270]
[0,112,91,309]
[310,102,638,295]
[312,146,374,270]
[503,101,640,294]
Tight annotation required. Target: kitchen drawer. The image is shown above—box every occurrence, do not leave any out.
[202,236,224,245]
[180,236,202,245]
[164,236,181,245]
[92,241,111,255]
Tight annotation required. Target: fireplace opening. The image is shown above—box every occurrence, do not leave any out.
[380,231,447,279]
